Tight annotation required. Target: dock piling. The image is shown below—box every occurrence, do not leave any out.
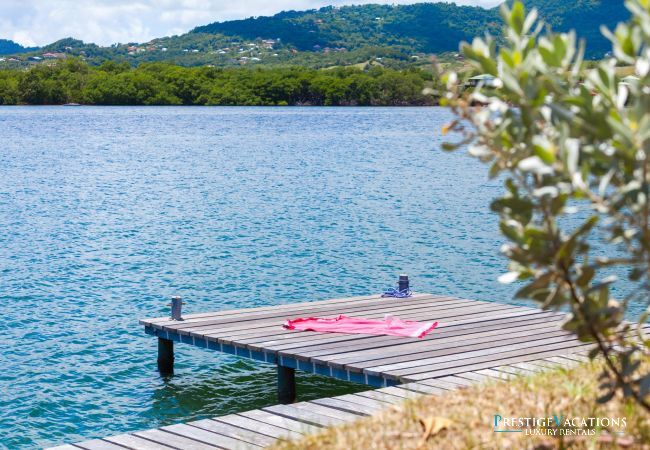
[157,295,182,375]
[277,365,296,404]
[157,337,174,376]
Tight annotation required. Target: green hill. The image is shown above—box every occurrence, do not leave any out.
[193,0,627,58]
[194,4,501,54]
[0,1,629,68]
[512,0,629,54]
[0,39,37,55]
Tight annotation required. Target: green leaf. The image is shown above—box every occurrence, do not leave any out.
[576,266,595,288]
[441,142,459,152]
[509,1,526,35]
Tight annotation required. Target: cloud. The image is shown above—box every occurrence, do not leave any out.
[1,0,502,47]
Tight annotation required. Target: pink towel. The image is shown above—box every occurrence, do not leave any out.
[283,314,438,338]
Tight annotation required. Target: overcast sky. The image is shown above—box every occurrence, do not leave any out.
[1,0,502,47]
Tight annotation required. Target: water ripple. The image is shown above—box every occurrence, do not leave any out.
[0,106,636,449]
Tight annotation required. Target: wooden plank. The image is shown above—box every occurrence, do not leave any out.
[473,368,515,380]
[73,439,131,450]
[322,318,565,368]
[263,404,347,427]
[45,446,80,450]
[196,298,510,343]
[238,313,504,358]
[140,293,408,325]
[155,294,482,331]
[105,433,179,450]
[238,309,558,350]
[398,382,446,395]
[416,378,463,391]
[134,428,225,450]
[213,414,302,440]
[433,309,561,329]
[186,419,273,447]
[277,304,537,359]
[560,353,590,362]
[187,299,477,346]
[354,390,405,404]
[528,357,570,370]
[392,340,587,380]
[436,375,477,387]
[402,345,592,381]
[453,371,493,383]
[494,366,530,376]
[335,393,395,410]
[310,397,378,416]
[240,310,562,353]
[542,356,580,368]
[141,293,390,324]
[510,362,545,372]
[267,307,550,362]
[371,335,584,377]
[156,294,446,332]
[258,313,562,367]
[188,297,526,339]
[375,387,420,399]
[237,409,321,434]
[291,402,362,422]
[320,328,571,371]
[522,359,559,369]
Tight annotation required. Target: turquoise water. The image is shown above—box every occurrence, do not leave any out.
[0,106,615,449]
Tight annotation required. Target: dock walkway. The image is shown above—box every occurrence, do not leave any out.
[47,355,589,450]
[47,291,592,449]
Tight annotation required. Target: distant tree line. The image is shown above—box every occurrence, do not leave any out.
[0,60,438,106]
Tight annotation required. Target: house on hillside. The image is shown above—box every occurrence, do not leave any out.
[42,52,65,59]
[466,74,498,88]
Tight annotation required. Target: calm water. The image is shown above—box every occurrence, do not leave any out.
[0,106,623,449]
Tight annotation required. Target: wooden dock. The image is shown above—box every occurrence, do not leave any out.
[47,288,594,450]
[144,291,585,393]
[47,355,589,450]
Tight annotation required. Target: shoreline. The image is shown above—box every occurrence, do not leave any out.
[0,102,441,107]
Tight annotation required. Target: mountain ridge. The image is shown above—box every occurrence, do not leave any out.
[0,39,38,55]
[0,1,629,67]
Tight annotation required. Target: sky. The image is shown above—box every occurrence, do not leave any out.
[1,0,502,47]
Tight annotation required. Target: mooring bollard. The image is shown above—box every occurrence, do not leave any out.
[399,274,409,293]
[170,296,183,321]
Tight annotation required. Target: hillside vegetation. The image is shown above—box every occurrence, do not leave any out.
[0,39,36,55]
[0,0,629,69]
[188,0,628,59]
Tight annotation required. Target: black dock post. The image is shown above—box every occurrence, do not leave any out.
[157,338,174,376]
[277,365,296,404]
[157,296,183,376]
[399,274,409,293]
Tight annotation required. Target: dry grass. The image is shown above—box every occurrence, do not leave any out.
[272,360,650,450]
